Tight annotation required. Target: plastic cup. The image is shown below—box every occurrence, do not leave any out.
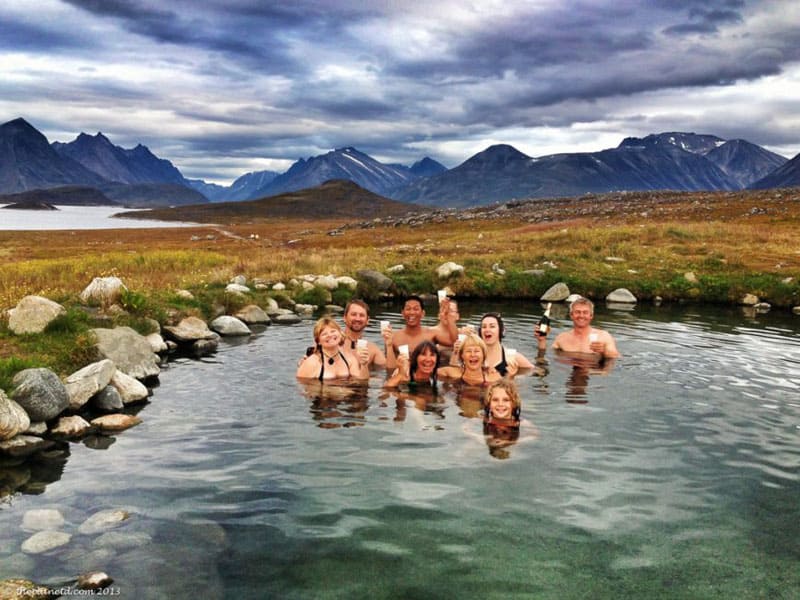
[437,289,447,303]
[589,333,599,343]
[506,348,517,363]
[380,320,390,332]
[356,339,368,349]
[399,344,409,357]
[457,333,466,343]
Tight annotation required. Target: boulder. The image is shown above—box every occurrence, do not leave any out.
[541,282,571,302]
[110,370,149,404]
[22,509,65,532]
[193,336,219,357]
[234,304,271,325]
[51,415,92,438]
[7,295,66,334]
[64,359,117,411]
[315,275,339,290]
[230,274,247,286]
[210,315,252,336]
[264,297,280,315]
[272,313,302,325]
[175,289,194,300]
[0,434,53,457]
[0,391,31,441]
[145,332,168,353]
[80,277,127,307]
[163,316,216,342]
[739,293,759,306]
[78,509,130,535]
[76,572,114,591]
[10,368,69,422]
[90,414,142,433]
[436,261,465,279]
[21,530,71,554]
[606,288,637,303]
[386,264,405,274]
[336,276,358,290]
[92,327,160,380]
[225,283,250,294]
[92,386,124,413]
[356,269,393,291]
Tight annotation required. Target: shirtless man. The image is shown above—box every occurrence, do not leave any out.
[383,295,457,370]
[342,299,386,368]
[551,297,620,360]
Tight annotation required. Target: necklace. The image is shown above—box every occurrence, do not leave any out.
[322,350,337,365]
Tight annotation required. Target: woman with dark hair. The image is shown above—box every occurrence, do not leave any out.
[477,312,540,375]
[384,340,440,388]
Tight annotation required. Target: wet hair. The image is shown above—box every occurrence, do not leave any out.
[479,312,505,341]
[569,296,594,316]
[409,340,441,387]
[402,294,425,312]
[312,316,343,345]
[457,332,487,364]
[344,299,370,316]
[483,379,522,421]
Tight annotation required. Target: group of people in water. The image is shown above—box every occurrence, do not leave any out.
[296,294,621,456]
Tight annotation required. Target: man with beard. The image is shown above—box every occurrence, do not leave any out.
[383,295,457,370]
[342,299,386,368]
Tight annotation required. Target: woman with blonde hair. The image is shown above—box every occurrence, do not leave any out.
[296,316,370,381]
[438,332,516,386]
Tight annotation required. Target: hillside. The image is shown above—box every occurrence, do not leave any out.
[116,179,427,223]
[0,185,116,206]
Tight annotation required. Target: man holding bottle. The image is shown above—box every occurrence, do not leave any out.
[548,297,621,359]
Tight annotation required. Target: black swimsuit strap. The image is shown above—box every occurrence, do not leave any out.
[319,350,350,381]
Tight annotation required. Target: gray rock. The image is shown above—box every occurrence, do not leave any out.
[175,289,194,300]
[264,297,280,315]
[210,316,252,336]
[272,313,302,325]
[386,264,405,274]
[605,256,625,263]
[7,295,66,334]
[522,269,545,277]
[94,530,152,550]
[541,282,571,302]
[64,359,117,411]
[193,337,219,357]
[565,293,583,304]
[22,509,65,532]
[76,571,114,591]
[163,316,216,342]
[230,274,247,286]
[606,288,637,303]
[315,275,339,290]
[110,370,149,404]
[78,509,130,535]
[145,332,168,353]
[25,421,47,435]
[92,327,160,380]
[80,277,127,307]
[0,435,53,457]
[356,269,393,291]
[336,276,358,290]
[234,304,271,325]
[11,368,69,422]
[436,261,465,279]
[21,530,71,554]
[225,283,250,294]
[0,391,31,442]
[92,386,124,413]
[294,304,316,316]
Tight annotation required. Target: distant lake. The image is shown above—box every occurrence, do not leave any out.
[0,204,200,230]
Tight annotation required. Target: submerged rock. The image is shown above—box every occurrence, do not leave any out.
[21,530,71,554]
[78,509,130,535]
[22,509,65,532]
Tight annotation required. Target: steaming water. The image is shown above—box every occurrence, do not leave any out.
[1,301,798,599]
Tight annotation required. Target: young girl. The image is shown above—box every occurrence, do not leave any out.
[479,379,537,459]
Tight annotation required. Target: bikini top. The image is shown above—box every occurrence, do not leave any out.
[494,346,508,377]
[460,367,488,387]
[318,350,350,381]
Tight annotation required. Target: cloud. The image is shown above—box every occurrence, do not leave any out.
[1,0,798,182]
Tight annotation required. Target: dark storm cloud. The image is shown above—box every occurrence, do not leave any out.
[0,20,79,51]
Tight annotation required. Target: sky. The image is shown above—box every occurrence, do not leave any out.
[2,0,799,185]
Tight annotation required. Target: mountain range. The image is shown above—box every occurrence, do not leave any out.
[1,117,799,210]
